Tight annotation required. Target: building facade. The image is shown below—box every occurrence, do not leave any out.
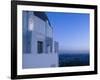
[22,11,59,68]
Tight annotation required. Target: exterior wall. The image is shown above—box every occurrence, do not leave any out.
[31,12,53,54]
[34,13,46,36]
[45,37,53,53]
[31,13,46,54]
[23,11,28,53]
[23,11,28,34]
[28,11,34,31]
[54,41,59,53]
[45,21,53,53]
[23,11,59,68]
[46,21,53,38]
[23,11,32,53]
[23,53,58,68]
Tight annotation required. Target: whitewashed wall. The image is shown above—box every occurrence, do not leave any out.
[28,11,34,31]
[23,12,58,68]
[34,13,46,36]
[23,53,58,68]
[46,21,53,38]
[31,13,46,54]
[31,13,53,54]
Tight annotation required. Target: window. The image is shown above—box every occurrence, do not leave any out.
[37,41,43,53]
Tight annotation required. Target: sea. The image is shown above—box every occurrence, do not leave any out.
[59,52,89,67]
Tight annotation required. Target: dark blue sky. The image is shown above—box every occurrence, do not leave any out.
[46,12,90,52]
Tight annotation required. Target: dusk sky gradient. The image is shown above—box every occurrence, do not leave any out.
[46,12,90,52]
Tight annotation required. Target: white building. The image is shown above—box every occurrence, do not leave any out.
[23,11,59,68]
